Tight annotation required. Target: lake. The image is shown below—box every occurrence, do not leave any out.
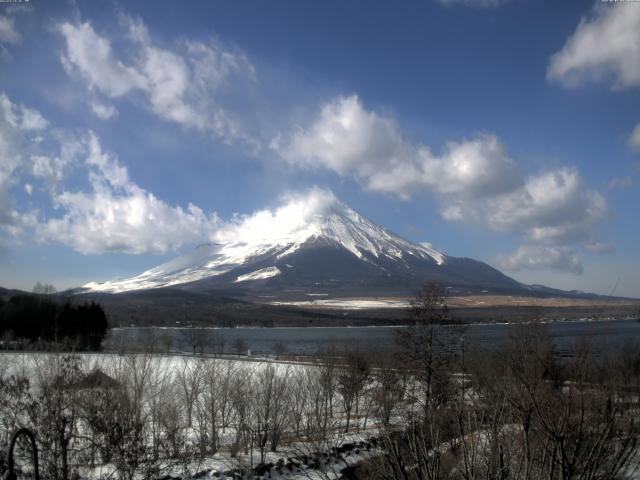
[105,318,640,356]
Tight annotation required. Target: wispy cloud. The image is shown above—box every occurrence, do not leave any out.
[0,93,47,236]
[57,21,146,97]
[57,16,256,143]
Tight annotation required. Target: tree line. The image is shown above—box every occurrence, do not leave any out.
[0,294,108,350]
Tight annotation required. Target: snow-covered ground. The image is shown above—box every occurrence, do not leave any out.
[0,352,396,480]
[2,351,638,480]
[73,433,380,480]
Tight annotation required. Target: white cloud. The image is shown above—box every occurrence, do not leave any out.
[0,15,21,45]
[1,92,221,255]
[629,123,640,151]
[276,94,607,256]
[58,22,147,97]
[275,95,414,177]
[422,134,522,196]
[57,17,255,142]
[212,187,337,246]
[496,245,583,275]
[125,18,207,131]
[444,168,607,245]
[435,0,511,8]
[91,101,118,120]
[40,132,220,255]
[276,95,522,199]
[83,133,130,189]
[548,3,640,89]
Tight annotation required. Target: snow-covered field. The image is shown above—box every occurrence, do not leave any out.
[0,352,394,480]
[3,349,638,480]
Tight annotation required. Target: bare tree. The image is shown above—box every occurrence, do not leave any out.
[250,364,291,462]
[104,353,157,480]
[455,325,640,480]
[289,368,311,437]
[372,353,404,427]
[0,371,32,454]
[144,357,174,462]
[197,358,235,453]
[176,358,203,428]
[229,370,252,459]
[395,282,459,415]
[209,331,226,355]
[79,380,149,480]
[337,351,370,433]
[273,340,287,357]
[232,337,248,355]
[303,364,336,442]
[183,326,205,355]
[30,355,83,480]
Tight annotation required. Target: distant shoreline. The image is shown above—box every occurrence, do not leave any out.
[265,294,640,310]
[110,308,640,330]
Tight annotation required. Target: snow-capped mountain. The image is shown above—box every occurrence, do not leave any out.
[83,190,522,297]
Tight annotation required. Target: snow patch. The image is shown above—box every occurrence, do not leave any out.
[235,266,281,283]
[270,298,410,309]
[419,242,445,265]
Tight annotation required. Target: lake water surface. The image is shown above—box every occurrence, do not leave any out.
[106,318,640,356]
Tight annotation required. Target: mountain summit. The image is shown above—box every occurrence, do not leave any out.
[83,190,524,297]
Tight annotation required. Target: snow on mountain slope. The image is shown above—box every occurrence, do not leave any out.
[83,189,446,293]
[235,266,281,283]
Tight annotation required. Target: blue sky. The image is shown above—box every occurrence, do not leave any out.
[1,0,639,297]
